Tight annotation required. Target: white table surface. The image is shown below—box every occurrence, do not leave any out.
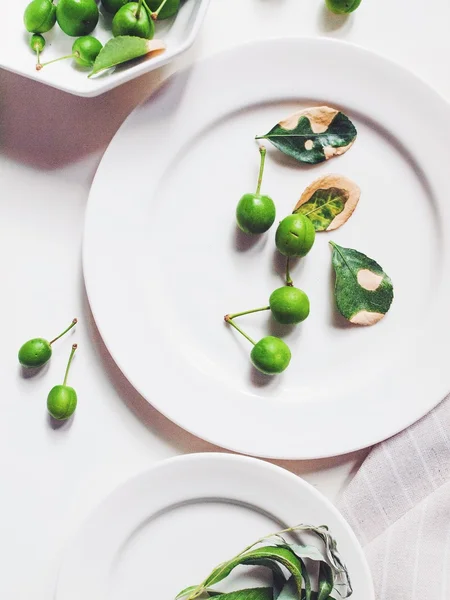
[1,1,449,598]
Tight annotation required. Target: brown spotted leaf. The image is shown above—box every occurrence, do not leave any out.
[294,175,360,231]
[330,242,394,325]
[256,106,357,164]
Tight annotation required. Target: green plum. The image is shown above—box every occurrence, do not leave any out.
[30,34,45,68]
[56,0,99,36]
[18,319,77,368]
[112,1,154,38]
[24,0,56,33]
[269,286,310,325]
[275,213,316,257]
[236,146,276,234]
[250,336,291,375]
[224,315,292,375]
[37,36,102,70]
[47,344,78,420]
[72,36,103,66]
[145,0,180,20]
[325,0,362,14]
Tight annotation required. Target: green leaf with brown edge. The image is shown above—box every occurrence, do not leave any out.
[89,36,165,77]
[256,107,357,165]
[318,563,334,600]
[293,175,360,232]
[330,242,394,326]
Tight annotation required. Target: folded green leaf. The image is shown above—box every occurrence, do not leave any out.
[330,242,394,326]
[89,36,166,77]
[278,578,336,600]
[213,588,273,600]
[205,546,304,597]
[244,558,287,597]
[256,107,357,164]
[318,563,334,600]
[293,175,360,231]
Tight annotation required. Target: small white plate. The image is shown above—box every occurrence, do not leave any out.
[1,0,210,97]
[84,38,450,458]
[55,453,374,600]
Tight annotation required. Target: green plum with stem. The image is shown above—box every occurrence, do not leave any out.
[23,0,56,33]
[56,0,99,36]
[37,36,102,70]
[145,0,180,20]
[236,146,276,235]
[225,284,310,329]
[325,0,362,13]
[47,344,78,420]
[224,315,291,375]
[112,0,171,37]
[18,318,77,368]
[30,34,45,68]
[112,0,154,38]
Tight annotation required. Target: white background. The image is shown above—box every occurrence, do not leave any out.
[1,0,449,598]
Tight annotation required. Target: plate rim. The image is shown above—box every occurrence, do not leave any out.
[55,452,375,600]
[83,36,450,458]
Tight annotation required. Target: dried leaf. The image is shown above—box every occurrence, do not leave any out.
[293,175,360,231]
[330,242,394,325]
[89,35,165,77]
[256,107,357,164]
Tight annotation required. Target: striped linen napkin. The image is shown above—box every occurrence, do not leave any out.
[338,395,450,599]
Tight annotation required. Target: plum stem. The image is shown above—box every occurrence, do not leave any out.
[37,54,75,70]
[63,344,77,386]
[50,318,77,345]
[286,257,293,286]
[227,306,270,320]
[136,0,144,19]
[152,0,170,18]
[255,146,266,196]
[224,315,256,346]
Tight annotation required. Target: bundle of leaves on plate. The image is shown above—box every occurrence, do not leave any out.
[176,524,352,600]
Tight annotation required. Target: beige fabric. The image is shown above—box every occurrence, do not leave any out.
[338,396,450,599]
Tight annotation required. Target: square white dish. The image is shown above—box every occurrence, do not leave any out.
[0,0,210,97]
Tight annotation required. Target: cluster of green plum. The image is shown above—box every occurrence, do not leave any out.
[18,319,79,420]
[23,0,176,70]
[225,147,316,376]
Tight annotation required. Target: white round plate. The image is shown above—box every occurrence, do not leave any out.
[84,38,450,458]
[55,453,374,600]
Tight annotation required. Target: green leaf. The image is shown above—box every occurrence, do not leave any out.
[204,547,304,597]
[278,578,336,600]
[295,188,347,230]
[244,558,286,597]
[318,564,334,600]
[89,36,165,77]
[175,586,220,599]
[330,242,394,325]
[256,107,357,164]
[213,588,273,600]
